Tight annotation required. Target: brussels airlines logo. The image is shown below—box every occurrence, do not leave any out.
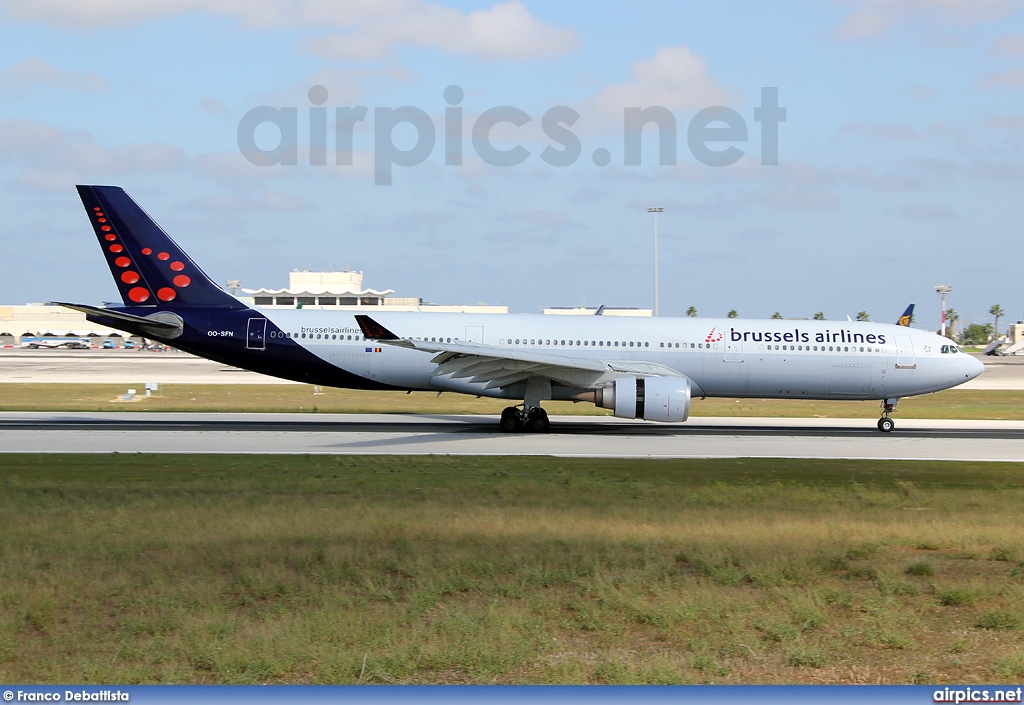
[729,327,887,345]
[704,326,723,344]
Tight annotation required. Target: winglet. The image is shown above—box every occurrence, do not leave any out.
[897,304,915,327]
[355,315,400,341]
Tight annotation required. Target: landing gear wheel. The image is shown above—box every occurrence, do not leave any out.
[500,407,521,432]
[526,408,550,433]
[877,417,895,433]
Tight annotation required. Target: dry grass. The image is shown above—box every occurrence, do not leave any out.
[1,455,1023,684]
[1,384,1023,419]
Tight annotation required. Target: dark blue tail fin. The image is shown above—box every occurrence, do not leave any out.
[77,185,245,309]
[896,304,914,327]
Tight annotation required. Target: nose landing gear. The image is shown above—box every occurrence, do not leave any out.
[877,398,899,432]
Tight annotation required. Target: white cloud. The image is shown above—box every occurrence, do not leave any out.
[591,45,732,116]
[200,97,232,118]
[835,0,1016,40]
[302,1,577,61]
[0,57,107,95]
[836,121,920,140]
[899,203,956,218]
[990,33,1024,58]
[987,115,1024,131]
[185,190,312,212]
[0,0,577,61]
[0,118,186,191]
[977,68,1024,89]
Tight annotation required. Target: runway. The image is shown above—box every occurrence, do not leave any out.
[2,412,1024,461]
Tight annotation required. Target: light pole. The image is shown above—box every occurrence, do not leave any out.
[935,284,952,337]
[647,207,663,316]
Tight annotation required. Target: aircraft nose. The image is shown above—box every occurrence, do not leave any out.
[966,355,985,381]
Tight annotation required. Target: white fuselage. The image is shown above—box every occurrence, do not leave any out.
[254,311,984,401]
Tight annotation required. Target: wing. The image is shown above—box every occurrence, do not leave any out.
[354,315,694,391]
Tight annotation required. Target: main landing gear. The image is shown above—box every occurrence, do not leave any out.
[877,398,899,433]
[500,405,550,433]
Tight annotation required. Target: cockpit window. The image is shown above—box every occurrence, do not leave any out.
[941,345,949,354]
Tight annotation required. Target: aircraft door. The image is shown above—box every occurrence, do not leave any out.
[724,340,743,362]
[465,325,484,343]
[895,335,916,369]
[246,318,267,350]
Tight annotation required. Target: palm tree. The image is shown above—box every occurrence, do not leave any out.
[813,311,825,320]
[856,311,869,322]
[771,312,783,319]
[727,310,738,319]
[686,306,697,317]
[946,308,960,341]
[990,304,1005,339]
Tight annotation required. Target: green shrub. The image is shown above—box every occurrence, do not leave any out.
[978,611,1022,630]
[906,561,935,577]
[938,587,977,606]
[786,646,827,668]
[990,546,1017,562]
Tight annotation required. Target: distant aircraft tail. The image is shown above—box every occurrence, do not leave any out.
[76,185,245,309]
[896,304,914,327]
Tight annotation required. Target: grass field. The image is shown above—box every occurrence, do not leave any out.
[2,384,1024,419]
[2,454,1024,684]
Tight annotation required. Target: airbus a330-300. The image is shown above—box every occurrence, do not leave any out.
[57,186,983,433]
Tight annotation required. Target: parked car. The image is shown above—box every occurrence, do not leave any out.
[102,339,118,349]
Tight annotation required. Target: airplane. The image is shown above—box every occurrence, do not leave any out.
[896,304,914,327]
[20,336,90,349]
[56,186,984,434]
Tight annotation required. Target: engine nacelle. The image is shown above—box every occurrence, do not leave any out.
[594,376,691,422]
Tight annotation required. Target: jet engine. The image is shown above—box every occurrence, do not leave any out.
[594,376,691,422]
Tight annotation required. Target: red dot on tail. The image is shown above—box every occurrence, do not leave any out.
[114,256,131,268]
[170,261,184,271]
[93,207,101,211]
[104,234,116,241]
[101,225,111,232]
[128,287,150,303]
[97,218,107,223]
[173,274,191,288]
[157,252,169,260]
[157,287,176,302]
[121,271,140,284]
[109,244,123,253]
[141,248,152,255]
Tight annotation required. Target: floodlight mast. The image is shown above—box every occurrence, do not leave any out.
[648,207,663,316]
[935,284,952,337]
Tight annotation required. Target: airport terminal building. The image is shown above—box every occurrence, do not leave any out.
[0,269,660,347]
[0,269,508,347]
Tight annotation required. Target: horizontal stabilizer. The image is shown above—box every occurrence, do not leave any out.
[53,302,184,338]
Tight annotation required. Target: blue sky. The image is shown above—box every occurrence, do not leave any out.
[1,0,1023,330]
